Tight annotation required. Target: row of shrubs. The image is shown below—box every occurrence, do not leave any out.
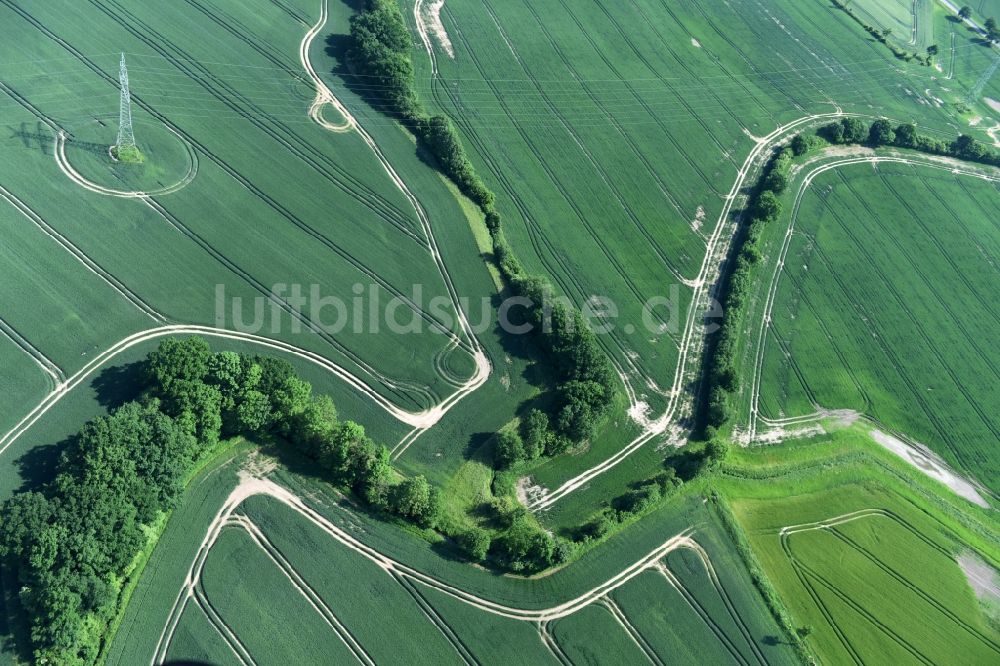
[830,0,932,64]
[573,439,730,542]
[454,495,573,572]
[347,0,492,208]
[704,135,809,428]
[348,0,618,469]
[705,116,999,429]
[823,115,1000,167]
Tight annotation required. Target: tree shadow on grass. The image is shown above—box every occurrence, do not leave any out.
[91,361,147,410]
[13,437,70,494]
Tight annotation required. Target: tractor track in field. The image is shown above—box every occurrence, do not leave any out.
[599,598,662,665]
[0,183,166,323]
[653,0,776,120]
[92,0,418,243]
[522,0,702,275]
[153,472,705,665]
[825,526,1000,654]
[779,507,1000,663]
[439,4,659,386]
[0,0,490,457]
[448,7,675,334]
[748,154,1000,448]
[0,316,63,390]
[0,324,478,478]
[481,0,691,299]
[538,620,573,666]
[667,544,769,666]
[393,572,478,665]
[2,1,457,410]
[190,582,257,666]
[585,0,741,171]
[653,563,750,666]
[92,0,427,248]
[228,516,376,665]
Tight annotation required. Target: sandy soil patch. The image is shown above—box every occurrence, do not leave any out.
[417,0,455,59]
[958,551,1000,603]
[691,205,706,233]
[870,429,988,507]
[985,98,1000,114]
[691,38,702,48]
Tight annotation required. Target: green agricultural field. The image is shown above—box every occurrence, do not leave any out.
[101,442,796,665]
[750,159,1000,492]
[199,527,366,664]
[3,0,1000,663]
[721,430,1000,665]
[0,0,491,420]
[161,604,241,666]
[417,0,964,398]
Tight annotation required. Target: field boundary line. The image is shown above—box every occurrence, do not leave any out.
[599,597,662,665]
[0,183,166,323]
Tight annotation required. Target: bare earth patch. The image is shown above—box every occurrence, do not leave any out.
[958,551,1000,604]
[691,37,702,48]
[870,429,989,507]
[416,0,454,59]
[985,97,1000,114]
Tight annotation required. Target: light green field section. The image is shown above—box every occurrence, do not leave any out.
[757,160,1000,491]
[725,433,1000,666]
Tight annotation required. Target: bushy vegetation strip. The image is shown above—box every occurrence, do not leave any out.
[703,136,808,429]
[705,117,1000,431]
[0,332,605,662]
[821,116,1000,167]
[829,0,935,64]
[346,0,618,464]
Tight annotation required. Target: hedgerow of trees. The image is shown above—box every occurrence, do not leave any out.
[704,117,1000,430]
[347,0,619,470]
[703,143,793,429]
[0,337,447,664]
[821,116,1000,166]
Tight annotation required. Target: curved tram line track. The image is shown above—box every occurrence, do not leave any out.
[778,508,1000,663]
[153,472,718,665]
[746,155,1000,453]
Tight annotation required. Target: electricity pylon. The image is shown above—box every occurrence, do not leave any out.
[115,52,136,152]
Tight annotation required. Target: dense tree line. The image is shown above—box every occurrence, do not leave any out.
[821,116,1000,167]
[347,0,618,470]
[0,338,444,664]
[703,143,794,429]
[346,0,492,209]
[488,272,618,470]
